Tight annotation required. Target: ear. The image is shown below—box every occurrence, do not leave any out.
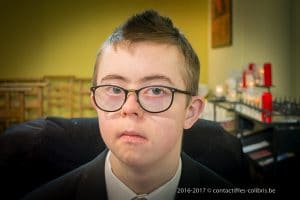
[183,96,204,129]
[90,93,98,110]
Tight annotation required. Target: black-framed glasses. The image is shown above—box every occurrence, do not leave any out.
[90,84,191,113]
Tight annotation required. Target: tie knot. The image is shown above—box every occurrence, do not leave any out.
[131,194,148,200]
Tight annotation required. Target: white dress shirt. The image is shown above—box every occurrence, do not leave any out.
[105,151,182,200]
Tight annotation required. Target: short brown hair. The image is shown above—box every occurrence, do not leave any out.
[92,9,200,95]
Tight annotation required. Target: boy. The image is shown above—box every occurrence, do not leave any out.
[24,9,230,200]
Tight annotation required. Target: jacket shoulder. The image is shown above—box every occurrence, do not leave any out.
[23,150,108,200]
[180,152,232,188]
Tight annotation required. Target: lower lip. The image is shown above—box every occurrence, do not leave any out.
[120,134,147,144]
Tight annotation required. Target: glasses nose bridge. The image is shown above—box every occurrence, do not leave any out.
[121,88,143,113]
[125,88,140,101]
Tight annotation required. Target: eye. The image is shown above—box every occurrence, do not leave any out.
[112,86,122,94]
[105,86,123,95]
[143,87,169,97]
[151,87,163,95]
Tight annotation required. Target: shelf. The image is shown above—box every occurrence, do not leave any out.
[235,103,300,124]
[253,84,275,88]
[242,140,270,153]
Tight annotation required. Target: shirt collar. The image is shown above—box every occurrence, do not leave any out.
[105,150,182,200]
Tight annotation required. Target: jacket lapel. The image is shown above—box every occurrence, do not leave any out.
[76,149,108,200]
[177,152,201,188]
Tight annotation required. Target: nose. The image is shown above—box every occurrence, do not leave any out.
[120,92,144,118]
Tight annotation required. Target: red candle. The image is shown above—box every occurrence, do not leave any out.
[261,92,272,123]
[242,70,247,88]
[263,63,272,86]
[248,63,255,71]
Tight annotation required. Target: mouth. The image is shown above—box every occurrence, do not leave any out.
[119,131,148,144]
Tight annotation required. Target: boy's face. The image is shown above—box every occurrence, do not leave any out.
[92,41,200,168]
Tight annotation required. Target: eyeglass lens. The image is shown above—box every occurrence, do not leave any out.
[93,85,174,113]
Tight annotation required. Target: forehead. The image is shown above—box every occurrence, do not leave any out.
[96,41,187,87]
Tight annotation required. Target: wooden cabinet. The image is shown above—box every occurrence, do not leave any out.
[0,80,48,132]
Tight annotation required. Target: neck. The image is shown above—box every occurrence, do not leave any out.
[109,150,180,194]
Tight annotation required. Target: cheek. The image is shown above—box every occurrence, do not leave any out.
[97,113,117,146]
[153,104,187,148]
[150,116,184,150]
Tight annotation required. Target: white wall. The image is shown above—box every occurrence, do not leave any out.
[208,0,293,97]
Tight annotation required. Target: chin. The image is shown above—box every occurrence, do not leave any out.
[116,149,153,167]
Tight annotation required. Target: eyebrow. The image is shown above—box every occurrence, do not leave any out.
[100,74,174,85]
[139,75,174,85]
[100,75,128,83]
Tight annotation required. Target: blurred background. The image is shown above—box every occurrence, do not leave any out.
[0,0,298,94]
[0,0,299,127]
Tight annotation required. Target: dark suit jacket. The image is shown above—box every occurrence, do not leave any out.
[23,149,231,200]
